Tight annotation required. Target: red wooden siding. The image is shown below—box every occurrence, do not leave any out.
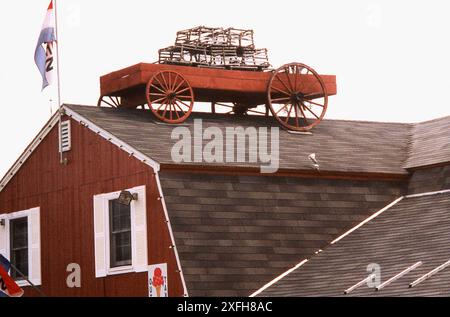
[0,116,184,297]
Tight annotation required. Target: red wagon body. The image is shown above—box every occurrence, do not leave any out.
[98,27,337,131]
[100,63,336,107]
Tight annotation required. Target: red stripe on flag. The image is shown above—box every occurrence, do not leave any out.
[0,265,24,297]
[47,0,53,10]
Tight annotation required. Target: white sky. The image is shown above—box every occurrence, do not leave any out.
[1,0,450,177]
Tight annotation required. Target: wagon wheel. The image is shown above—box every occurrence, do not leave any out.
[267,63,328,131]
[97,95,122,108]
[146,71,194,124]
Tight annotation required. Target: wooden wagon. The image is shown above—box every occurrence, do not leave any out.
[98,27,337,131]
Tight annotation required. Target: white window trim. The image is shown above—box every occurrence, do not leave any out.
[94,185,147,277]
[0,207,41,287]
[103,190,136,276]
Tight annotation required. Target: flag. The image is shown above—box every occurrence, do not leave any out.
[34,1,56,91]
[0,254,24,297]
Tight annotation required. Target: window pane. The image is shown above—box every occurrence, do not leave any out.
[10,217,28,279]
[109,200,132,268]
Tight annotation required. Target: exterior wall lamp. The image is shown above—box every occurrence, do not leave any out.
[118,190,138,206]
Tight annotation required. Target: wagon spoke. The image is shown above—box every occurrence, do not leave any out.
[154,76,168,91]
[285,104,293,123]
[298,105,308,124]
[274,74,292,94]
[271,97,291,103]
[176,95,193,100]
[175,98,191,109]
[150,84,167,94]
[157,103,166,111]
[293,65,299,92]
[149,96,168,104]
[174,101,186,116]
[103,98,117,108]
[215,102,233,108]
[294,103,300,127]
[270,85,291,97]
[247,108,266,115]
[159,73,169,91]
[275,103,290,115]
[160,103,169,118]
[172,73,181,91]
[149,92,167,97]
[173,78,185,93]
[284,67,295,93]
[303,104,320,119]
[176,86,191,95]
[304,99,325,107]
[172,103,181,119]
[167,72,172,92]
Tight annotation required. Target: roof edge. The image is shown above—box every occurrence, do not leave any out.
[252,188,450,296]
[63,105,160,172]
[250,195,405,297]
[0,105,162,194]
[160,163,410,181]
[0,111,60,193]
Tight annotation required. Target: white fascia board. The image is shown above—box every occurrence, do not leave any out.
[249,259,308,297]
[63,106,160,172]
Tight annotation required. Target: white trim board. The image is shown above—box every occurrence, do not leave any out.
[63,106,160,172]
[155,172,189,297]
[250,259,308,297]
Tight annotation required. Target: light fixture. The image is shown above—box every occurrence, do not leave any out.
[118,190,138,206]
[0,219,5,227]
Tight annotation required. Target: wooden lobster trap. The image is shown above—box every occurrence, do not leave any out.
[98,26,337,132]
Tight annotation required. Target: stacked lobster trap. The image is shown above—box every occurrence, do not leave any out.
[158,26,271,71]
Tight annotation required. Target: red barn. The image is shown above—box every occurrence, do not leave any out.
[1,104,448,297]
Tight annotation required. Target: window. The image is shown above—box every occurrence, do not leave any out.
[0,207,41,286]
[10,217,28,279]
[93,186,148,277]
[109,200,132,268]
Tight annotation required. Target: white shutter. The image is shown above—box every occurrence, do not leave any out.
[28,208,41,285]
[93,195,107,277]
[0,214,7,257]
[132,186,148,272]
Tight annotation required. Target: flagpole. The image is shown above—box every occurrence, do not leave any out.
[7,262,47,297]
[53,0,64,164]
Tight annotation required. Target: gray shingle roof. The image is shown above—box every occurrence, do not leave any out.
[159,172,405,296]
[257,191,450,297]
[64,105,412,175]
